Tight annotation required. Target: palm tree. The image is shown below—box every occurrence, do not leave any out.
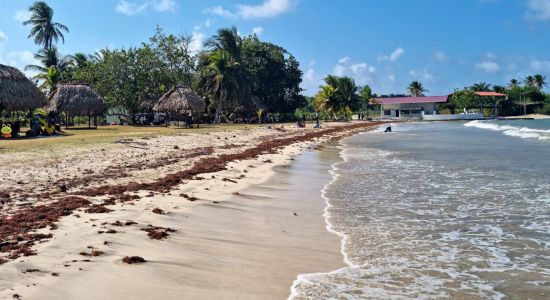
[314,84,337,115]
[200,27,254,123]
[23,1,69,49]
[199,50,245,123]
[471,82,491,92]
[493,85,506,93]
[70,53,90,70]
[35,66,62,92]
[524,75,536,88]
[25,47,70,93]
[205,26,242,59]
[25,47,70,74]
[508,79,519,89]
[359,85,373,119]
[407,81,427,97]
[533,74,547,90]
[314,76,359,120]
[336,76,359,120]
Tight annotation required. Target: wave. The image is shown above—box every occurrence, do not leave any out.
[288,139,358,300]
[465,120,550,141]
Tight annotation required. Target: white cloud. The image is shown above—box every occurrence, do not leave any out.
[530,59,550,72]
[116,0,149,15]
[526,0,550,21]
[432,51,449,63]
[485,52,496,60]
[153,0,176,12]
[0,31,7,44]
[206,0,294,20]
[206,6,237,19]
[301,60,323,96]
[333,57,376,85]
[388,74,396,82]
[378,47,405,62]
[189,31,204,54]
[409,69,436,82]
[115,0,177,15]
[338,56,351,64]
[252,26,264,35]
[0,50,40,77]
[475,61,500,73]
[14,10,31,23]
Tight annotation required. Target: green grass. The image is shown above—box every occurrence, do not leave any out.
[0,124,252,154]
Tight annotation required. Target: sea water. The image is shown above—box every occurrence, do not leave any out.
[291,120,550,299]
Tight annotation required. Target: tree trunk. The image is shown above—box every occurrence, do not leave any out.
[215,85,225,124]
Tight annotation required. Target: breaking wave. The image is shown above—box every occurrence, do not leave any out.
[465,120,550,141]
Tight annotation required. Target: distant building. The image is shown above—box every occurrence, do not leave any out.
[376,95,486,121]
[377,96,449,119]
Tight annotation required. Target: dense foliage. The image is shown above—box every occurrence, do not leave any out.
[442,77,548,116]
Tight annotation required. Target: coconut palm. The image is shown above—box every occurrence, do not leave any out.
[524,75,536,88]
[407,81,427,97]
[23,1,69,49]
[471,82,491,92]
[70,53,90,70]
[508,79,519,88]
[493,85,506,93]
[205,26,242,60]
[533,74,547,90]
[25,47,70,74]
[35,66,62,93]
[199,49,246,123]
[200,27,256,123]
[314,84,339,118]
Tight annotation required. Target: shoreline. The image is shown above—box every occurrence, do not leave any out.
[0,122,385,299]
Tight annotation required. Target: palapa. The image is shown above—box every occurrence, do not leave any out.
[0,64,46,111]
[48,83,106,116]
[153,87,206,113]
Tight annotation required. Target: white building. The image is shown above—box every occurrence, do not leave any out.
[377,96,449,119]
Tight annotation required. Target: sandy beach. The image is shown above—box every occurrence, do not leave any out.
[0,122,383,299]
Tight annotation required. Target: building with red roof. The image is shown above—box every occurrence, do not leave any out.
[375,95,449,119]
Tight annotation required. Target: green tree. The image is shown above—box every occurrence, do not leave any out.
[240,35,304,113]
[525,76,536,88]
[314,75,359,120]
[35,66,62,92]
[471,82,491,92]
[508,79,519,89]
[25,47,70,74]
[359,85,373,118]
[493,85,506,93]
[407,81,427,97]
[23,1,69,49]
[196,49,245,123]
[196,27,251,122]
[533,74,547,91]
[148,26,195,87]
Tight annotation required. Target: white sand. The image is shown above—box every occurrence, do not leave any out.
[0,123,376,299]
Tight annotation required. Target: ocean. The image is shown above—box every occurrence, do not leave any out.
[291,120,550,299]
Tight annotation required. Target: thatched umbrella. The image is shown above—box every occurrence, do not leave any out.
[153,87,206,127]
[0,64,46,112]
[48,83,106,128]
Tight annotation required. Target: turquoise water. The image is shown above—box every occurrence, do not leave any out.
[292,120,550,299]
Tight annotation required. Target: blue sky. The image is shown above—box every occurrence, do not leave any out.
[1,0,549,96]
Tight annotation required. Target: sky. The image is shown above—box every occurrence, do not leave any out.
[1,0,549,96]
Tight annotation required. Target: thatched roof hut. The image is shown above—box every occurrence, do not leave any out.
[48,83,106,116]
[0,64,46,111]
[153,87,206,113]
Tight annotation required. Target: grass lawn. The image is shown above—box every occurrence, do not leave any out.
[0,124,252,154]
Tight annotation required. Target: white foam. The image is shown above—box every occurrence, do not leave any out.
[465,120,550,141]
